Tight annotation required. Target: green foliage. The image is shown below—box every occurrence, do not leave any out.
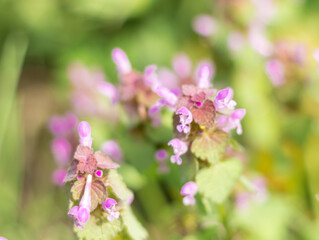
[105,170,134,202]
[121,205,148,240]
[196,158,243,204]
[191,130,229,164]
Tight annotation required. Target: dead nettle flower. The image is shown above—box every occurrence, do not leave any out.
[176,107,193,134]
[192,14,217,37]
[218,109,246,135]
[68,174,93,228]
[180,181,198,206]
[214,87,237,112]
[265,59,286,87]
[168,139,188,165]
[49,112,78,186]
[101,140,123,162]
[65,121,121,229]
[155,149,169,173]
[102,198,120,222]
[0,237,7,240]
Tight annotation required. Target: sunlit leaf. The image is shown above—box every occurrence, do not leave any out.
[71,177,85,201]
[122,205,148,240]
[105,170,134,202]
[196,158,242,203]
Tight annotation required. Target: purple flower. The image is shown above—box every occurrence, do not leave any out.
[214,88,237,111]
[218,109,246,135]
[78,121,92,148]
[176,107,193,134]
[181,181,198,206]
[103,198,120,222]
[248,23,274,57]
[172,53,192,79]
[97,80,119,105]
[265,59,285,87]
[68,174,93,228]
[48,112,78,136]
[51,138,72,166]
[235,192,251,210]
[168,139,188,165]
[101,140,123,162]
[0,237,8,240]
[155,87,178,107]
[52,169,67,186]
[144,65,160,90]
[111,48,132,75]
[192,15,217,37]
[197,64,213,89]
[155,149,169,173]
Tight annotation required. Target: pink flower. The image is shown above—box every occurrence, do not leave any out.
[144,65,160,90]
[101,140,123,162]
[197,64,213,89]
[48,112,78,136]
[176,107,193,134]
[52,169,67,186]
[265,59,285,87]
[172,54,192,79]
[51,138,72,166]
[214,88,237,111]
[111,48,132,75]
[155,87,178,107]
[218,109,246,135]
[0,237,8,240]
[248,23,274,57]
[78,121,92,148]
[68,174,93,228]
[181,181,198,206]
[235,192,251,210]
[103,198,120,222]
[168,139,188,165]
[192,15,217,37]
[95,170,103,178]
[155,149,169,173]
[97,81,119,105]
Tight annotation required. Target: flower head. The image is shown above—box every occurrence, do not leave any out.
[181,181,198,206]
[51,138,72,166]
[218,109,246,135]
[48,112,77,136]
[265,59,285,87]
[176,107,193,134]
[97,81,119,104]
[101,140,123,162]
[197,64,213,89]
[168,139,188,165]
[111,48,132,75]
[52,169,67,186]
[192,15,217,37]
[103,198,120,222]
[78,121,92,148]
[214,88,237,111]
[172,54,192,79]
[155,149,169,173]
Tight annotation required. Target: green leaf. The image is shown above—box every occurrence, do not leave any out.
[105,170,134,202]
[196,158,242,204]
[191,130,229,164]
[74,209,123,240]
[121,205,148,240]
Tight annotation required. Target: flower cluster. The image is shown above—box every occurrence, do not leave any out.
[66,121,125,229]
[48,112,78,186]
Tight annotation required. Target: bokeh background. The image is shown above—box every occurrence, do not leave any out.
[1,0,319,239]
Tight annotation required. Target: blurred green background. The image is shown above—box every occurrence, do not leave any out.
[1,0,319,239]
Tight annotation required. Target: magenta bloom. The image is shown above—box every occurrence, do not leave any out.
[97,80,119,104]
[144,65,160,90]
[214,88,237,111]
[49,112,78,136]
[155,87,178,107]
[111,48,132,75]
[101,140,123,162]
[218,109,246,135]
[52,169,67,186]
[168,139,188,165]
[172,53,192,79]
[103,198,120,222]
[68,174,93,228]
[192,14,217,37]
[181,181,198,206]
[176,107,193,134]
[155,149,169,173]
[197,64,213,89]
[265,59,285,87]
[0,237,8,240]
[51,138,72,166]
[95,170,103,178]
[78,121,92,148]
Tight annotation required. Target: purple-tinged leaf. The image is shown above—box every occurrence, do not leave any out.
[94,151,120,170]
[190,100,216,129]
